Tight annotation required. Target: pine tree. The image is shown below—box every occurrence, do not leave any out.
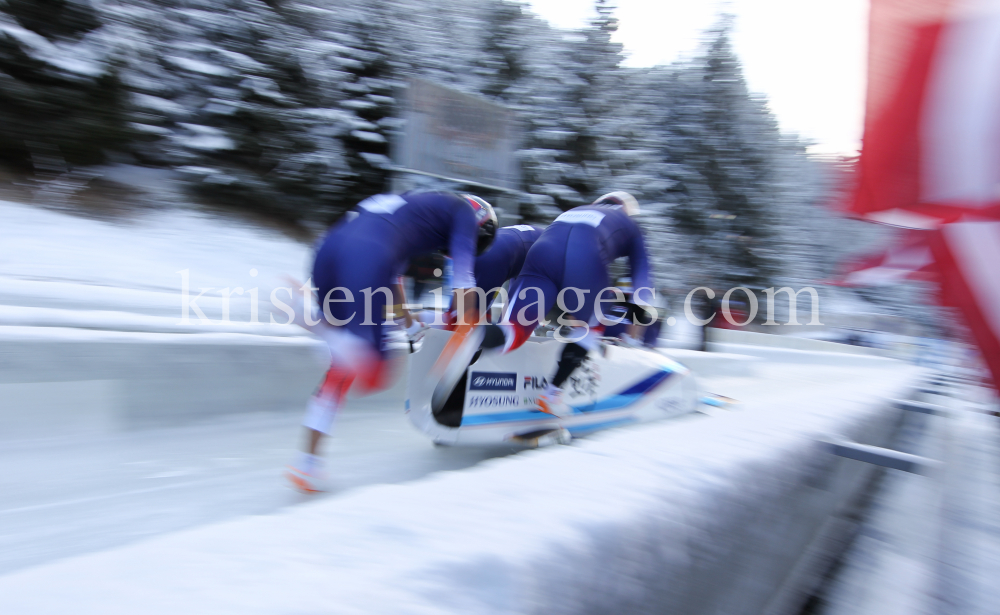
[0,0,133,169]
[514,20,581,216]
[666,21,780,287]
[475,0,528,102]
[337,0,395,203]
[0,0,864,289]
[516,0,624,212]
[119,0,353,223]
[559,0,622,206]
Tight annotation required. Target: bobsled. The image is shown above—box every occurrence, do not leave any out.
[406,328,699,447]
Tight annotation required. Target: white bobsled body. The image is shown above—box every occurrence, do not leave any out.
[406,329,699,447]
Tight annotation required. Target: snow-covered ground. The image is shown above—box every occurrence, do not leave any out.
[0,360,922,614]
[817,381,1000,615]
[0,199,313,326]
[0,200,961,614]
[0,396,520,576]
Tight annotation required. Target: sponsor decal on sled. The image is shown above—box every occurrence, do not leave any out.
[468,395,521,408]
[523,376,548,390]
[469,372,517,391]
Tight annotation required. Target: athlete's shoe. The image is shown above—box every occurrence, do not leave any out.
[286,467,322,493]
[286,453,325,494]
[536,388,572,417]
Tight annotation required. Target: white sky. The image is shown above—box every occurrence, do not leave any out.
[524,0,869,156]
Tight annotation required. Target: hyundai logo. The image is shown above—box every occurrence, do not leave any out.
[469,371,517,391]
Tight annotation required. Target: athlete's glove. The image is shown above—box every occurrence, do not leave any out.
[619,333,643,349]
[404,319,429,342]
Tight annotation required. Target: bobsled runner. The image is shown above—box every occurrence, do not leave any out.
[406,329,699,447]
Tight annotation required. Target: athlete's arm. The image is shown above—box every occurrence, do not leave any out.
[448,200,478,289]
[392,277,414,329]
[448,198,482,325]
[452,288,482,326]
[627,227,657,329]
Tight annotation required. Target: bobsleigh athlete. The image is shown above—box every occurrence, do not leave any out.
[432,224,543,326]
[287,191,497,492]
[477,192,654,417]
[473,224,543,315]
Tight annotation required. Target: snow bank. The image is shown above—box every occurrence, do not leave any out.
[710,344,897,368]
[0,199,395,436]
[0,362,922,614]
[0,199,312,321]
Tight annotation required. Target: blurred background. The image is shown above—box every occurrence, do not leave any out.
[1,2,997,615]
[0,0,942,341]
[0,0,892,285]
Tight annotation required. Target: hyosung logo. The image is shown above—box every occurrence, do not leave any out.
[469,372,517,391]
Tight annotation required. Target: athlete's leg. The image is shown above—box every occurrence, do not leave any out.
[543,228,609,396]
[288,366,356,493]
[559,226,609,332]
[493,273,558,352]
[485,228,567,353]
[290,236,395,491]
[552,342,590,388]
[302,366,355,451]
[316,232,399,394]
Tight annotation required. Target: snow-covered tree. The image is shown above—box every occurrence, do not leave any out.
[0,0,133,169]
[475,0,529,102]
[0,0,878,297]
[335,0,395,202]
[656,22,782,287]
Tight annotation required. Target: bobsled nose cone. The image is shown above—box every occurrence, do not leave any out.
[431,326,486,413]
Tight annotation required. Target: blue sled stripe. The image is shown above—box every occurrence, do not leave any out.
[461,409,555,425]
[460,368,674,427]
[566,417,636,435]
[618,369,674,397]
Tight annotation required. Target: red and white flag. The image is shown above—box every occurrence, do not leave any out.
[851,0,1000,227]
[928,222,1000,385]
[835,231,937,287]
[851,0,1000,386]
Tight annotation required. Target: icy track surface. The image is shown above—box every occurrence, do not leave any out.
[0,396,519,576]
[0,361,921,614]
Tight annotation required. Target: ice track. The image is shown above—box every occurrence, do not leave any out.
[0,361,923,615]
[0,397,528,576]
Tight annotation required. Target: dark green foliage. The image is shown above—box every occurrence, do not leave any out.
[0,0,836,288]
[6,0,100,39]
[338,2,394,202]
[0,1,132,169]
[477,0,528,102]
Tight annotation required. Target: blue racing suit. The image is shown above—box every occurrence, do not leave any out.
[502,204,652,350]
[312,192,479,355]
[472,224,542,308]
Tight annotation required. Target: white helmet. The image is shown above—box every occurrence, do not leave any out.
[593,191,640,216]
